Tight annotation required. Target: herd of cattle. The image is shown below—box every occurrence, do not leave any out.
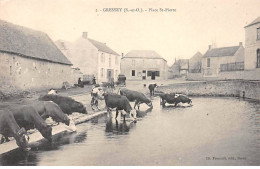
[0,83,192,152]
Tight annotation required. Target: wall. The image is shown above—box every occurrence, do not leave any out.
[97,52,121,83]
[121,57,168,80]
[245,23,260,70]
[187,69,260,81]
[0,52,73,94]
[70,38,99,79]
[157,80,260,100]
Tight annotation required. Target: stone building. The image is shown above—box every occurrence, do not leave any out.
[202,43,244,78]
[120,50,168,80]
[244,16,260,73]
[0,20,73,93]
[56,32,120,83]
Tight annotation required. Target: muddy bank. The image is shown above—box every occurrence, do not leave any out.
[156,80,260,101]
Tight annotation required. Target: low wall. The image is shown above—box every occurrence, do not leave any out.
[157,80,260,100]
[187,69,260,81]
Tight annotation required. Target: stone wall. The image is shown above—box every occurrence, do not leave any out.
[157,80,260,100]
[0,52,74,94]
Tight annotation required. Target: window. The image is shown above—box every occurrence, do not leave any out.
[155,71,160,77]
[109,56,111,67]
[257,28,260,40]
[147,71,152,76]
[132,60,135,66]
[101,53,104,62]
[132,70,135,76]
[10,66,12,75]
[207,58,210,67]
[101,68,104,77]
[115,56,118,65]
[257,49,260,68]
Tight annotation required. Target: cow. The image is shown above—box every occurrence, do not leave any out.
[159,93,192,107]
[90,87,104,111]
[7,105,53,142]
[119,88,153,110]
[103,93,136,121]
[0,110,31,151]
[31,101,70,126]
[39,94,87,115]
[148,83,158,96]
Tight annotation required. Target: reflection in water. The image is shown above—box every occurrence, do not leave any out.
[105,118,136,134]
[0,97,259,166]
[136,107,153,118]
[0,149,39,166]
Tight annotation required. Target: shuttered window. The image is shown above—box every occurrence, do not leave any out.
[257,49,260,68]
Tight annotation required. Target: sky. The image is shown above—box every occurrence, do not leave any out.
[0,0,260,66]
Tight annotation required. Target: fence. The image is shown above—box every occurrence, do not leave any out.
[220,62,244,72]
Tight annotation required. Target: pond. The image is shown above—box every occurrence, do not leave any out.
[0,97,259,166]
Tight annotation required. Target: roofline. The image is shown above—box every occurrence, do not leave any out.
[97,49,120,56]
[244,21,260,28]
[122,56,167,62]
[0,50,73,66]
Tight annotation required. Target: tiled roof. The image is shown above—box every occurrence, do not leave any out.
[124,50,165,61]
[0,20,72,65]
[203,46,240,57]
[88,38,120,56]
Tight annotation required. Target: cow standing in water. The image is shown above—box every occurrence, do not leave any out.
[148,83,157,96]
[103,93,136,121]
[0,110,31,151]
[39,94,87,115]
[119,88,153,110]
[159,93,192,107]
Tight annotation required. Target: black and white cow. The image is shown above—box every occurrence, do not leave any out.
[119,88,152,110]
[159,93,192,107]
[103,93,136,121]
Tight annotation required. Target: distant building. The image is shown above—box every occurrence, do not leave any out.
[120,50,168,80]
[244,16,260,71]
[0,20,73,93]
[189,52,203,73]
[169,59,189,78]
[55,32,121,83]
[202,42,244,78]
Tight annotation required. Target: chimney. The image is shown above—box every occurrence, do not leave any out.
[208,45,212,50]
[239,42,243,46]
[122,53,124,57]
[82,32,88,39]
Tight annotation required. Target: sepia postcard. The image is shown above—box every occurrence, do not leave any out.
[0,0,260,166]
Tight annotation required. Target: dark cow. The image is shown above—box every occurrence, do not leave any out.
[7,105,52,142]
[148,83,157,96]
[159,93,192,107]
[119,88,153,110]
[103,93,136,121]
[32,101,70,126]
[39,94,87,115]
[0,110,30,151]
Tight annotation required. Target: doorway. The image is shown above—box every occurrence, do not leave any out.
[151,72,156,80]
[107,69,114,82]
